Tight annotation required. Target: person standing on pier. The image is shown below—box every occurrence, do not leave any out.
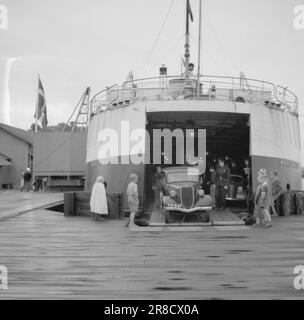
[90,176,108,221]
[126,173,139,227]
[23,168,32,192]
[253,169,272,228]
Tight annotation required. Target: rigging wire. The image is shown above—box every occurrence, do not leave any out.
[144,33,185,76]
[189,33,229,76]
[204,11,239,75]
[136,0,176,77]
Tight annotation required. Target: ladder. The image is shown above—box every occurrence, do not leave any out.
[62,87,91,132]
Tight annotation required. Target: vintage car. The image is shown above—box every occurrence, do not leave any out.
[161,166,212,223]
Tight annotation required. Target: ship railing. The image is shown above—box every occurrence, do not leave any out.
[276,85,298,115]
[90,84,119,117]
[90,75,298,117]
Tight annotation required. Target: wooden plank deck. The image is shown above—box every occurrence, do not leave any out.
[0,190,63,221]
[0,208,304,300]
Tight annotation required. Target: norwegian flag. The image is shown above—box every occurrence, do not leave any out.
[187,0,194,22]
[34,75,48,129]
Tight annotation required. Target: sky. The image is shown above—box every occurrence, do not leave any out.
[0,0,304,159]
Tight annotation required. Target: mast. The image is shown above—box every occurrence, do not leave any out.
[196,0,202,97]
[184,0,193,80]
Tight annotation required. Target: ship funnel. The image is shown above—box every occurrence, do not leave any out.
[0,57,20,125]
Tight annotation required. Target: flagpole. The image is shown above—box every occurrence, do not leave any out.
[196,0,202,98]
[35,74,39,133]
[184,0,190,80]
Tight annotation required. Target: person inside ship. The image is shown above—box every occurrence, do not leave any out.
[152,166,166,210]
[214,159,231,210]
[209,164,216,208]
[243,158,253,212]
[230,160,240,175]
[202,163,216,208]
[243,158,252,190]
[200,162,210,193]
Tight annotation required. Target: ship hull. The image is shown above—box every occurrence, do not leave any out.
[85,100,302,210]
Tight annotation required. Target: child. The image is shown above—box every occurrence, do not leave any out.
[126,173,139,227]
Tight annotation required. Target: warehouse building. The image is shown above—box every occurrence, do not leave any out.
[0,123,33,189]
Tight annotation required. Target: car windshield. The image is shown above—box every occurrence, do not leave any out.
[166,169,199,184]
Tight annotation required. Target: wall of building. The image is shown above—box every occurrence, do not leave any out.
[0,130,30,187]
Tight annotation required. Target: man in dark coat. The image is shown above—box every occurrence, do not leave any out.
[152,167,166,210]
[23,168,32,192]
[214,159,231,210]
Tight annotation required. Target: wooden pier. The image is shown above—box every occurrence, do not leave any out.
[0,190,63,221]
[0,194,303,299]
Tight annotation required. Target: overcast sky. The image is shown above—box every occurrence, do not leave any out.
[1,0,304,159]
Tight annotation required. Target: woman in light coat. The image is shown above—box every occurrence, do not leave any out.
[90,176,108,221]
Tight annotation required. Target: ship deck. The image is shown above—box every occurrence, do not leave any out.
[0,198,303,299]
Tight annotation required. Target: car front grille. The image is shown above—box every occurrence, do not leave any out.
[180,186,194,209]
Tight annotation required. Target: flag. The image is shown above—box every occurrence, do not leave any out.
[34,76,48,129]
[187,0,194,22]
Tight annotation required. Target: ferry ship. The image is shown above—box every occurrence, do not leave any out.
[85,1,302,215]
